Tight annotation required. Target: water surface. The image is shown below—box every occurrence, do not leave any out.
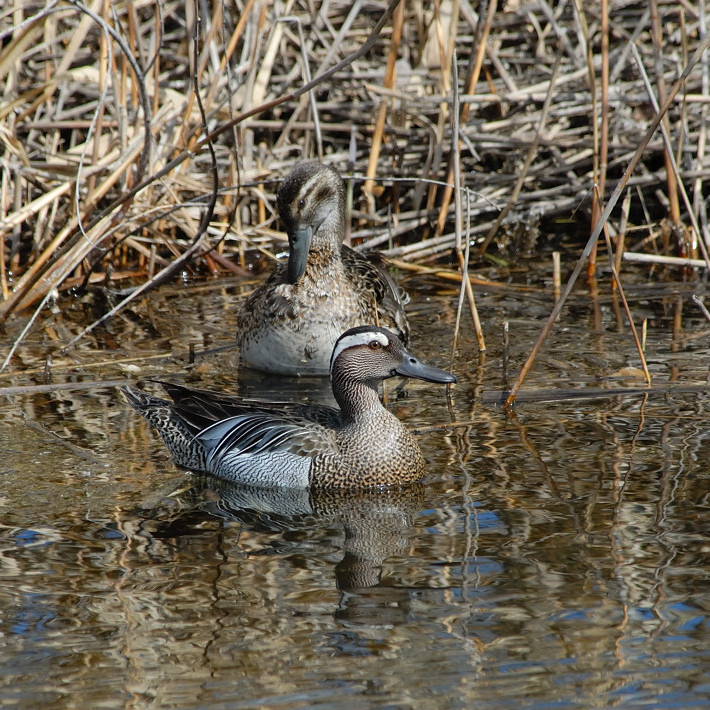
[1,265,709,709]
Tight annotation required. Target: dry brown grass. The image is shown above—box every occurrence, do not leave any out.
[1,1,709,383]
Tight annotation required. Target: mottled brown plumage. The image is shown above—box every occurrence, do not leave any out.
[237,162,409,376]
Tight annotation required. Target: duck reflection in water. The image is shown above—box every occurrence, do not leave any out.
[155,476,425,627]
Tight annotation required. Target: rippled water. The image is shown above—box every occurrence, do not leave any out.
[1,265,710,709]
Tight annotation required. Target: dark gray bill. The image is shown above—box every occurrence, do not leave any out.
[395,353,457,384]
[287,226,313,284]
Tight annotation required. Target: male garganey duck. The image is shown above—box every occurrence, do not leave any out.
[123,326,455,489]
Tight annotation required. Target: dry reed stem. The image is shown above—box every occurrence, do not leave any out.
[623,252,710,268]
[692,294,710,323]
[363,0,405,205]
[649,0,681,224]
[434,0,496,239]
[450,49,485,359]
[576,0,609,276]
[600,202,651,383]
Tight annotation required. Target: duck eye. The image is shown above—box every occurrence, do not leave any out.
[369,340,382,350]
[298,198,306,208]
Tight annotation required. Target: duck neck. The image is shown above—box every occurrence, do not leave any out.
[312,203,345,254]
[331,367,382,424]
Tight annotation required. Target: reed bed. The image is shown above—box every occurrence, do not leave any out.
[1,1,709,389]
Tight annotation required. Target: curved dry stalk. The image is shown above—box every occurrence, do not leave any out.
[67,0,152,179]
[0,0,154,320]
[59,7,220,354]
[1,5,219,370]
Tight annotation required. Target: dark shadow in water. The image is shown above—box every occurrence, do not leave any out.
[232,366,336,406]
[143,475,425,627]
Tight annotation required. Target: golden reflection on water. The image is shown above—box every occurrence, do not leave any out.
[1,279,709,708]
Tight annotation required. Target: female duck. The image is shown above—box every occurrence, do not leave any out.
[237,162,409,376]
[123,326,455,489]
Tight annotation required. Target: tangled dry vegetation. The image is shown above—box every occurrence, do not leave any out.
[0,1,709,353]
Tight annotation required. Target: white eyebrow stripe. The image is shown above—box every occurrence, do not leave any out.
[330,331,389,366]
[299,171,325,198]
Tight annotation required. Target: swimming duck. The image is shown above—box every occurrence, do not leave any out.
[236,162,410,376]
[122,326,455,489]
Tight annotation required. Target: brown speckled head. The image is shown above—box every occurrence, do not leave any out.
[277,162,346,283]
